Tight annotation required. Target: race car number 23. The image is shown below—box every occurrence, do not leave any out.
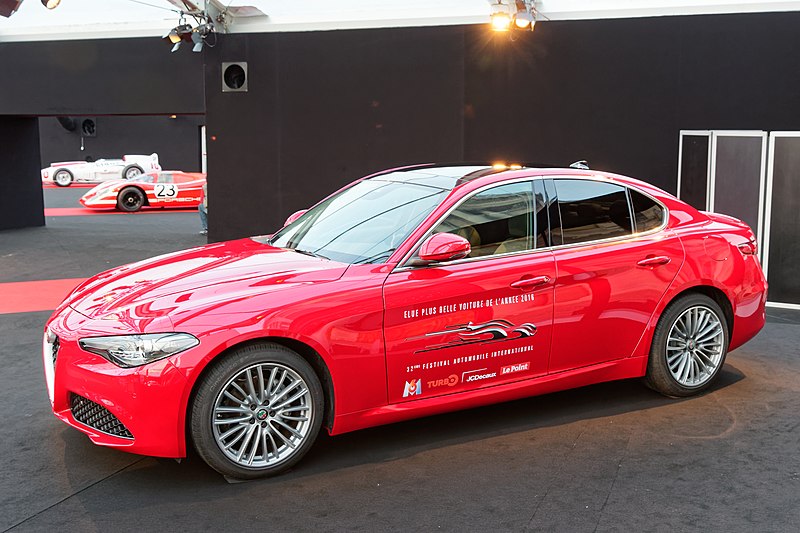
[154,184,178,198]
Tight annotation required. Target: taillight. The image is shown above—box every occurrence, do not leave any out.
[737,239,758,255]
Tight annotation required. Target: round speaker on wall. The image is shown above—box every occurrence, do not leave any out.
[222,62,248,92]
[81,118,96,137]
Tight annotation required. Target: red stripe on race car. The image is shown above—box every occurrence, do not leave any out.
[0,278,88,315]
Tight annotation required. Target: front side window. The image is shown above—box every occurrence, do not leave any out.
[269,179,448,264]
[432,181,536,258]
[553,179,632,245]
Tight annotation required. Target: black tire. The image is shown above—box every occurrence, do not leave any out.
[190,343,324,479]
[645,293,729,397]
[122,164,143,180]
[53,168,74,187]
[116,187,145,212]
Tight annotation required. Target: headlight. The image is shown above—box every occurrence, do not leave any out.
[79,333,199,368]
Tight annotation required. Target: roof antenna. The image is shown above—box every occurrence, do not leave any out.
[569,160,589,170]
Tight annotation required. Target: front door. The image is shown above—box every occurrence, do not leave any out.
[383,180,556,403]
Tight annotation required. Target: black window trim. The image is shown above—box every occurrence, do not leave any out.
[394,176,547,270]
[547,176,669,252]
[393,175,669,271]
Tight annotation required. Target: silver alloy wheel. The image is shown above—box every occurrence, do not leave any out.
[212,362,313,469]
[125,167,142,179]
[666,305,724,387]
[54,170,72,186]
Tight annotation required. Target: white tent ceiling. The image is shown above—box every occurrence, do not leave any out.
[0,1,798,41]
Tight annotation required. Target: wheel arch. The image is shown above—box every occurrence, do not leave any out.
[632,280,735,375]
[117,185,150,207]
[662,284,734,340]
[183,336,336,452]
[53,167,74,185]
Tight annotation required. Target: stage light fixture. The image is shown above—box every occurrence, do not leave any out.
[163,12,217,54]
[490,3,513,32]
[163,23,192,52]
[514,11,535,29]
[488,1,538,33]
[41,0,61,9]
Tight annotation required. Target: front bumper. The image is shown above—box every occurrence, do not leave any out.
[44,306,191,458]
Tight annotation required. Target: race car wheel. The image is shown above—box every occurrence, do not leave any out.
[645,293,729,397]
[54,169,73,187]
[191,343,324,480]
[117,187,145,212]
[122,164,143,180]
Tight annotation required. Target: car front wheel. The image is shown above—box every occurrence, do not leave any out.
[116,187,145,212]
[190,343,324,479]
[645,293,729,397]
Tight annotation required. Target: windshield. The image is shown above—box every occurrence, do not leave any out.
[268,179,448,264]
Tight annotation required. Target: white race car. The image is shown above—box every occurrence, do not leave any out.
[41,153,161,187]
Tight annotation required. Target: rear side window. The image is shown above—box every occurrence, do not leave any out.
[553,179,632,245]
[630,189,665,232]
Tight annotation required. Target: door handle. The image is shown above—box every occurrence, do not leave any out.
[510,275,551,289]
[637,256,671,267]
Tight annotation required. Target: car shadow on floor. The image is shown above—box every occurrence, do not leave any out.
[59,363,745,494]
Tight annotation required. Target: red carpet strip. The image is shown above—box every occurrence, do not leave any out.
[45,208,197,216]
[0,278,88,315]
[42,183,96,189]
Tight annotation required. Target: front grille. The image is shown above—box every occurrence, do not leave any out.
[51,336,60,365]
[70,393,133,439]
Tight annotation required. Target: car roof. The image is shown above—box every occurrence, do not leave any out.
[365,163,611,191]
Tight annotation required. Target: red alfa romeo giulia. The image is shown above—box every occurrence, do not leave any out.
[43,164,767,479]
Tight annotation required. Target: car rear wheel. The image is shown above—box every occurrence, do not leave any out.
[116,187,145,212]
[54,169,73,187]
[122,165,143,180]
[190,343,324,479]
[645,293,729,397]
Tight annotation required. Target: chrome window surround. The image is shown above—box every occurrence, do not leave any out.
[394,175,669,271]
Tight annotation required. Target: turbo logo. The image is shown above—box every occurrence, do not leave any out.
[414,319,537,353]
[426,374,459,389]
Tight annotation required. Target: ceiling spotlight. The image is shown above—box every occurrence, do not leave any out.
[163,23,192,52]
[514,11,535,29]
[488,1,538,33]
[191,32,204,53]
[490,3,514,32]
[162,14,216,54]
[42,0,61,9]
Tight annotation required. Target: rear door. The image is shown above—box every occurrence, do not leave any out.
[383,180,556,403]
[548,178,683,373]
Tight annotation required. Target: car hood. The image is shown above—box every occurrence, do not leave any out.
[65,238,348,323]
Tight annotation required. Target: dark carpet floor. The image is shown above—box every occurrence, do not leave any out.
[0,188,797,532]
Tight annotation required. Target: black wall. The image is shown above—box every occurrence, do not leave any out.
[0,117,43,231]
[39,115,204,172]
[204,11,800,242]
[204,27,465,240]
[0,38,204,115]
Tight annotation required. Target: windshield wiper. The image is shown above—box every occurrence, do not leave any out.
[292,248,329,260]
[353,248,396,265]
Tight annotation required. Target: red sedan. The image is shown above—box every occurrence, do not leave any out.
[44,164,767,479]
[79,171,205,212]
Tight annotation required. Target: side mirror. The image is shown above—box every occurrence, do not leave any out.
[283,209,307,227]
[417,233,471,264]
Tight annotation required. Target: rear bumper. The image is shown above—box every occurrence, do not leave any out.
[730,258,768,351]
